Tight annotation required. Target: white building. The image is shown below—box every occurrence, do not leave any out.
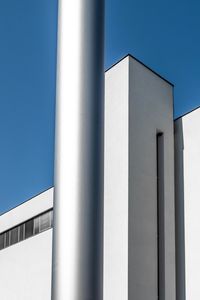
[175,108,200,300]
[0,188,53,300]
[104,55,176,300]
[0,54,199,300]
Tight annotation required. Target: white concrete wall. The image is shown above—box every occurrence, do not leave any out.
[181,108,200,299]
[0,230,52,300]
[104,57,129,300]
[128,56,176,300]
[104,55,176,300]
[0,188,53,300]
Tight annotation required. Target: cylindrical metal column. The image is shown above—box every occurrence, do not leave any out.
[52,0,104,299]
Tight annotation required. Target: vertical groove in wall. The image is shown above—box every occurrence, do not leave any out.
[128,56,130,300]
[157,132,165,300]
[174,120,185,300]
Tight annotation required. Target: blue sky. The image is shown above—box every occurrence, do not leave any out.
[0,0,200,212]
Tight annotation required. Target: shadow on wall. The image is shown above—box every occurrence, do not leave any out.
[174,119,185,300]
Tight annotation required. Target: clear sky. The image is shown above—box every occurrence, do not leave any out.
[0,0,200,212]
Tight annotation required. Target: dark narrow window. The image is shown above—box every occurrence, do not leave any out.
[40,211,51,232]
[0,234,4,250]
[5,231,9,247]
[50,210,53,227]
[10,227,19,245]
[25,219,34,239]
[19,224,24,241]
[157,132,165,300]
[34,217,40,234]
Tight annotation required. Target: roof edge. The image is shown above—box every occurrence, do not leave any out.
[0,186,54,217]
[175,104,200,121]
[105,53,174,87]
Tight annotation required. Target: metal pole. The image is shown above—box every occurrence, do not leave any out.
[52,0,104,299]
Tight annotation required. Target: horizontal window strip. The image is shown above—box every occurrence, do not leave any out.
[0,209,53,251]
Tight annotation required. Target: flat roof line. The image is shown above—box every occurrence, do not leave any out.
[174,104,200,121]
[105,53,174,87]
[0,186,54,217]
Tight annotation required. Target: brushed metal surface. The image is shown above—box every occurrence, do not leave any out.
[52,1,104,299]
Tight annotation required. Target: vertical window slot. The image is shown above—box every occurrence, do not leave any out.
[157,132,165,300]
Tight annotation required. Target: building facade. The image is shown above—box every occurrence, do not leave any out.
[175,108,200,300]
[104,55,176,300]
[0,188,53,300]
[0,55,199,300]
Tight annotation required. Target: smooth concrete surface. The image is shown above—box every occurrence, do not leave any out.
[0,230,52,300]
[104,57,129,300]
[0,190,53,300]
[181,108,200,299]
[104,55,176,300]
[128,56,176,300]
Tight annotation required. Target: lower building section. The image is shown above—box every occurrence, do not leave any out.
[0,188,53,300]
[0,229,52,300]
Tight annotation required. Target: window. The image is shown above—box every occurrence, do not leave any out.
[19,224,24,242]
[157,132,165,299]
[0,234,4,250]
[5,231,9,248]
[10,227,19,245]
[34,217,40,234]
[50,210,53,227]
[40,211,51,232]
[25,219,34,239]
[0,209,53,251]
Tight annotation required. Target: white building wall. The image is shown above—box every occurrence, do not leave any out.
[0,230,52,300]
[104,57,129,300]
[104,55,176,300]
[0,188,53,300]
[128,56,176,300]
[181,108,200,299]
